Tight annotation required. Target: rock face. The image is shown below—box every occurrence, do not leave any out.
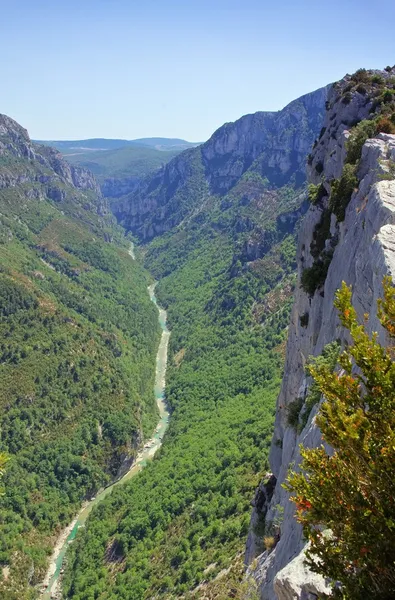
[0,114,108,216]
[112,86,329,240]
[246,69,395,599]
[101,176,140,199]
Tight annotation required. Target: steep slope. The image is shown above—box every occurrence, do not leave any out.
[112,85,329,240]
[0,115,160,599]
[62,88,328,599]
[247,68,395,599]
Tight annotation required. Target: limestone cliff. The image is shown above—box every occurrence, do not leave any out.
[0,114,108,217]
[246,68,395,599]
[112,86,329,241]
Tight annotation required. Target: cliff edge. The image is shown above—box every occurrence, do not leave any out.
[246,68,395,599]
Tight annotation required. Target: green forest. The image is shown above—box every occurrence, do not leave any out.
[62,170,302,598]
[65,145,182,184]
[0,133,161,599]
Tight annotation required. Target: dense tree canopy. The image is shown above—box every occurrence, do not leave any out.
[0,150,160,598]
[63,177,303,599]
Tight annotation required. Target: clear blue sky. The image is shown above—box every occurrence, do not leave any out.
[2,0,395,142]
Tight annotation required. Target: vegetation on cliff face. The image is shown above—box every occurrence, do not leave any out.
[287,278,395,599]
[114,86,327,241]
[302,68,395,296]
[0,118,160,599]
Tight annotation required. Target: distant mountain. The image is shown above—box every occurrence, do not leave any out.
[35,138,202,198]
[35,137,200,154]
[132,137,202,151]
[63,145,183,187]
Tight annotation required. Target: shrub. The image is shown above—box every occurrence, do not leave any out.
[346,119,377,165]
[378,160,395,181]
[286,279,395,599]
[308,183,326,205]
[356,84,367,95]
[351,68,370,84]
[381,88,395,103]
[310,209,331,259]
[300,252,333,296]
[264,536,276,551]
[371,74,384,85]
[329,164,358,222]
[286,397,305,429]
[375,116,395,134]
[342,92,352,105]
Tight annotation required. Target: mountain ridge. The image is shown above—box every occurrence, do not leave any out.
[35,137,200,153]
[112,85,330,241]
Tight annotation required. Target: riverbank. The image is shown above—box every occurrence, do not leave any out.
[40,277,170,600]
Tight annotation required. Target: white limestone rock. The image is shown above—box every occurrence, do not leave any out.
[247,72,395,600]
[273,546,332,600]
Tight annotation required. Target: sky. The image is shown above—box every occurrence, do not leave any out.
[2,0,395,142]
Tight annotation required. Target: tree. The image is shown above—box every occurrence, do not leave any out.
[0,452,8,494]
[286,277,395,599]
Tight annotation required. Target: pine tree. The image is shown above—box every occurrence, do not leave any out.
[286,277,395,599]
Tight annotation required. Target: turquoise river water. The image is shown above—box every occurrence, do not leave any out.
[41,280,170,599]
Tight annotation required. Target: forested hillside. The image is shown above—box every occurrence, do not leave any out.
[59,145,181,186]
[36,138,200,200]
[63,88,328,599]
[0,115,160,599]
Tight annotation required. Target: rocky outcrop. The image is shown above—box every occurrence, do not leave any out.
[247,69,395,599]
[273,546,332,600]
[0,114,108,216]
[112,86,329,240]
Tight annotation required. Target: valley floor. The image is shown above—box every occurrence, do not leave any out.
[61,226,292,599]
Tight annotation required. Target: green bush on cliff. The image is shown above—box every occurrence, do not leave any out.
[301,252,333,296]
[345,119,377,165]
[286,278,395,599]
[308,183,326,205]
[329,164,358,222]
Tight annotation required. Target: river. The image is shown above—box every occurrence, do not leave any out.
[41,276,170,600]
